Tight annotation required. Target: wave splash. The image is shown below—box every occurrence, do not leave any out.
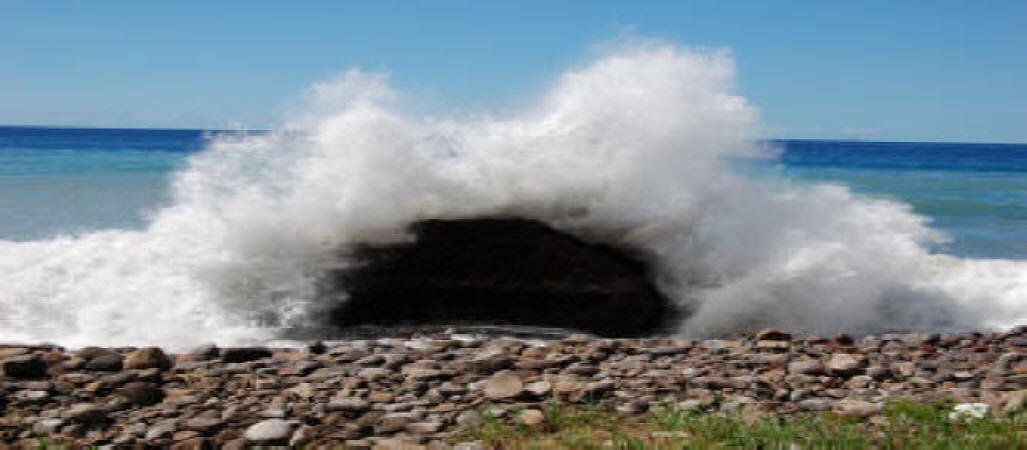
[1,43,1024,349]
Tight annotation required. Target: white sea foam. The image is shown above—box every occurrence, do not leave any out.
[1,42,1024,349]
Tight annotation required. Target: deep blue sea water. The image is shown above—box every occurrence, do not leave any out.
[2,126,1025,259]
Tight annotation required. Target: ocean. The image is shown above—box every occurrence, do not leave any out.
[3,126,1024,260]
[1,48,1024,348]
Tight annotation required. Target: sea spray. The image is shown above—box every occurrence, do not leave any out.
[0,42,1024,349]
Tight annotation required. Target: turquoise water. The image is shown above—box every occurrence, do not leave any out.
[1,126,1025,260]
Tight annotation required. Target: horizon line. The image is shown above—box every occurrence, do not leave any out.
[1,123,1025,146]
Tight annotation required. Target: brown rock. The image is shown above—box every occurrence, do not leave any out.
[85,353,124,371]
[117,381,164,405]
[124,347,172,370]
[221,347,272,363]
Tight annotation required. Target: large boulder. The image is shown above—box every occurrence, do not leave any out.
[326,218,677,336]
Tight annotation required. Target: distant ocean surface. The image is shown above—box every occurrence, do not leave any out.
[1,125,1025,260]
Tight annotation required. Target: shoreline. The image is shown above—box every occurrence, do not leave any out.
[1,327,1025,447]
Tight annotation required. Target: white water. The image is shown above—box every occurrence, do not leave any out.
[1,43,1024,349]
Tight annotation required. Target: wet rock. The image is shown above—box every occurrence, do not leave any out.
[124,347,172,370]
[221,347,272,363]
[2,354,47,378]
[85,353,124,371]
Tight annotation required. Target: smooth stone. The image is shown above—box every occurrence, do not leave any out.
[244,419,293,443]
[328,398,371,412]
[483,371,523,400]
[455,410,484,427]
[519,409,545,427]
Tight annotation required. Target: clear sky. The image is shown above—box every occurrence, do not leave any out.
[1,1,1025,142]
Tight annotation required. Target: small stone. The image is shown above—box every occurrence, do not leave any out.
[756,340,790,351]
[374,413,415,434]
[519,409,545,427]
[358,367,393,380]
[124,347,172,370]
[453,442,488,450]
[405,421,444,434]
[12,390,50,404]
[1,354,47,378]
[32,418,65,435]
[244,419,293,443]
[183,417,223,434]
[1000,390,1027,415]
[61,403,107,424]
[85,353,124,371]
[328,398,370,412]
[832,400,882,418]
[145,420,177,441]
[483,371,523,400]
[221,347,272,363]
[756,328,791,341]
[797,398,834,411]
[439,382,468,395]
[787,359,824,375]
[118,382,164,406]
[826,354,866,376]
[455,410,484,427]
[368,392,396,403]
[525,380,553,397]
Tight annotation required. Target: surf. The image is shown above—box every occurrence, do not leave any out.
[1,42,1024,349]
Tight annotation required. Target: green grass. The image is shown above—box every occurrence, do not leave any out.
[453,399,1027,449]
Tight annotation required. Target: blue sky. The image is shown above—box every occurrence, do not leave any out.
[1,1,1025,142]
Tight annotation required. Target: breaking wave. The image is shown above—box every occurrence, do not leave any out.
[1,42,1025,349]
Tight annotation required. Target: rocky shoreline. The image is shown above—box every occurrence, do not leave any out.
[1,327,1025,448]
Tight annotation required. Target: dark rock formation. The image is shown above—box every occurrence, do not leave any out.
[325,218,675,336]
